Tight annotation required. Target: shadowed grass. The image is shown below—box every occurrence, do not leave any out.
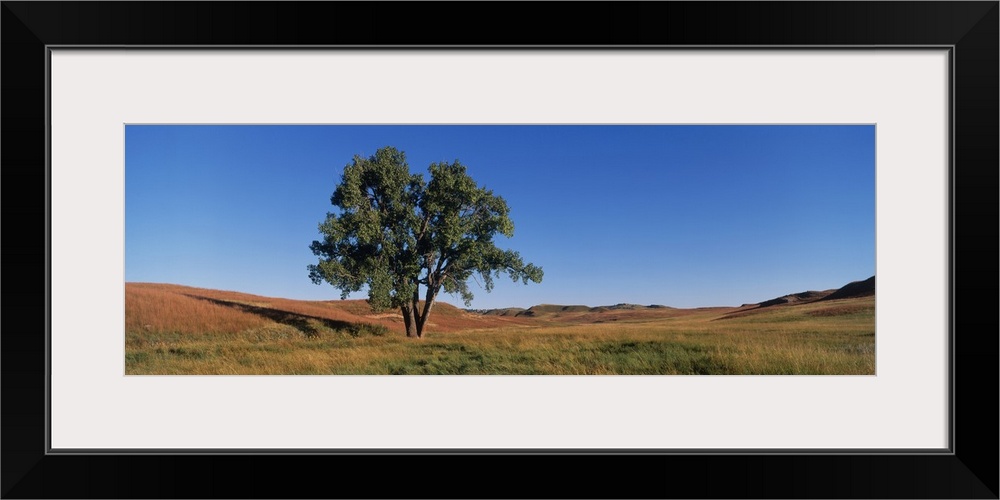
[182,294,354,337]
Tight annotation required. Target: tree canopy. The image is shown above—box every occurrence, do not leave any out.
[309,146,543,338]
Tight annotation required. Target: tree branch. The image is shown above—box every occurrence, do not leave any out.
[434,251,448,278]
[415,211,432,241]
[470,273,483,290]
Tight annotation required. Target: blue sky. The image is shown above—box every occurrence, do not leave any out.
[125,125,875,309]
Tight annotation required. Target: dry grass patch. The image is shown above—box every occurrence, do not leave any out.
[126,284,875,375]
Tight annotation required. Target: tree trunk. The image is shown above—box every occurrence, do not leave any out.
[414,287,438,339]
[410,289,421,338]
[401,305,417,338]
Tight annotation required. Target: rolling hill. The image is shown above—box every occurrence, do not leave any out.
[126,276,875,336]
[125,283,535,337]
[125,278,876,375]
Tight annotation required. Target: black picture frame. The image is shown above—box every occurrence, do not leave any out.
[3,2,996,498]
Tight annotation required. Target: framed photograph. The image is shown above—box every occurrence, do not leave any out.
[3,2,996,498]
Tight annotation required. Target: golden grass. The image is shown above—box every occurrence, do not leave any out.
[125,283,875,375]
[125,284,270,334]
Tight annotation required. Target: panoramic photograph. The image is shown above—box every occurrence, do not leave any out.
[125,125,875,375]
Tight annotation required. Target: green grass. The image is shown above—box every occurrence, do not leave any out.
[125,297,875,375]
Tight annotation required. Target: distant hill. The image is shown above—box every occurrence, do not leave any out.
[468,276,875,317]
[522,304,592,316]
[744,276,875,309]
[753,290,835,308]
[472,303,676,317]
[479,307,526,317]
[818,275,875,301]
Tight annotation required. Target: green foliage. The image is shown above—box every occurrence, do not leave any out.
[308,146,543,337]
[346,322,390,338]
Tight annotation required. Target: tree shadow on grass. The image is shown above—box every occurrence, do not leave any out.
[183,294,354,338]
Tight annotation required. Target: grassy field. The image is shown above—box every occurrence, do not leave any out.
[125,283,875,375]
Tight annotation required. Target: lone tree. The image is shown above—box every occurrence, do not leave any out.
[309,146,543,338]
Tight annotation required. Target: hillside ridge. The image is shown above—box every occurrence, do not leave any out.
[126,275,875,332]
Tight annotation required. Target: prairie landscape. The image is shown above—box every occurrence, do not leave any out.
[125,125,876,375]
[125,277,875,375]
